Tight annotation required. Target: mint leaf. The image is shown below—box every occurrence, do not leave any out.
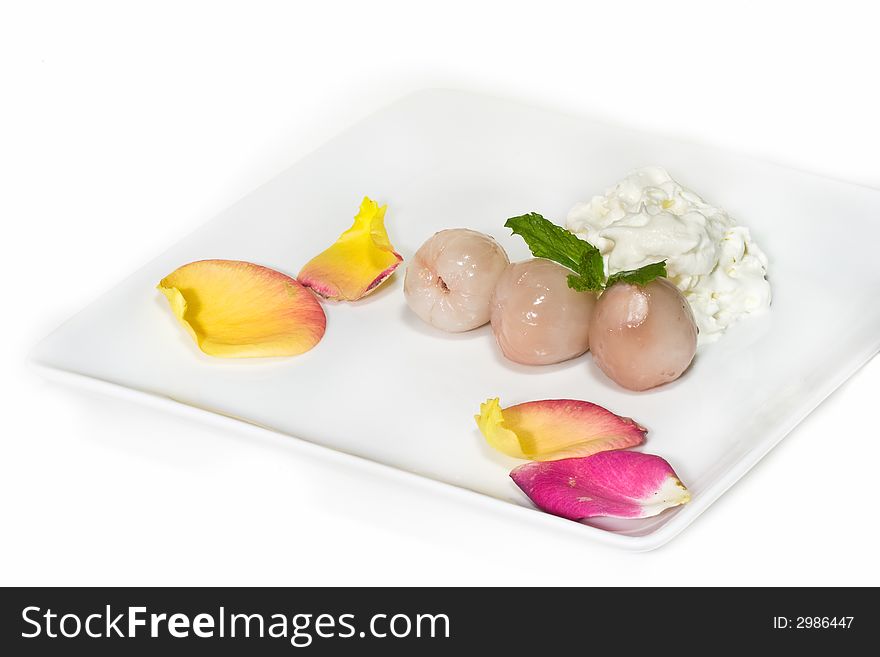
[577,247,605,291]
[606,260,668,287]
[505,213,605,292]
[567,274,593,292]
[505,212,667,292]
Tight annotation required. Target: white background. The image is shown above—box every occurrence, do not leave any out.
[2,1,878,586]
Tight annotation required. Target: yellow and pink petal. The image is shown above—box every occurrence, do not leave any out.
[510,451,690,520]
[157,259,326,358]
[298,196,403,301]
[475,397,647,461]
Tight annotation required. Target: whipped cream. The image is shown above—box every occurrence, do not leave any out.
[566,166,771,343]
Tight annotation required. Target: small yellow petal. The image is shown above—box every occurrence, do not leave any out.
[157,259,326,358]
[474,398,532,458]
[298,196,403,301]
[475,397,647,461]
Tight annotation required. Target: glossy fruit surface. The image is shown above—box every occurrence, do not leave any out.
[490,258,597,365]
[404,229,509,332]
[589,277,697,390]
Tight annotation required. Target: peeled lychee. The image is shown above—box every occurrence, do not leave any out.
[589,278,698,391]
[490,258,597,365]
[404,229,509,332]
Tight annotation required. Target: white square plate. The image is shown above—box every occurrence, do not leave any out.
[32,89,880,550]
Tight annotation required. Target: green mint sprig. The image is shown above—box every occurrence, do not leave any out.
[504,212,667,292]
[605,260,668,287]
[504,213,606,292]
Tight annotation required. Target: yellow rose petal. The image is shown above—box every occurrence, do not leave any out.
[298,196,403,301]
[158,259,326,358]
[475,398,529,457]
[475,397,647,461]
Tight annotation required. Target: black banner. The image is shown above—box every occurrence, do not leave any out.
[0,587,872,654]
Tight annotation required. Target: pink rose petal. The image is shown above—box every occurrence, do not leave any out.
[510,451,690,521]
[475,397,647,461]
